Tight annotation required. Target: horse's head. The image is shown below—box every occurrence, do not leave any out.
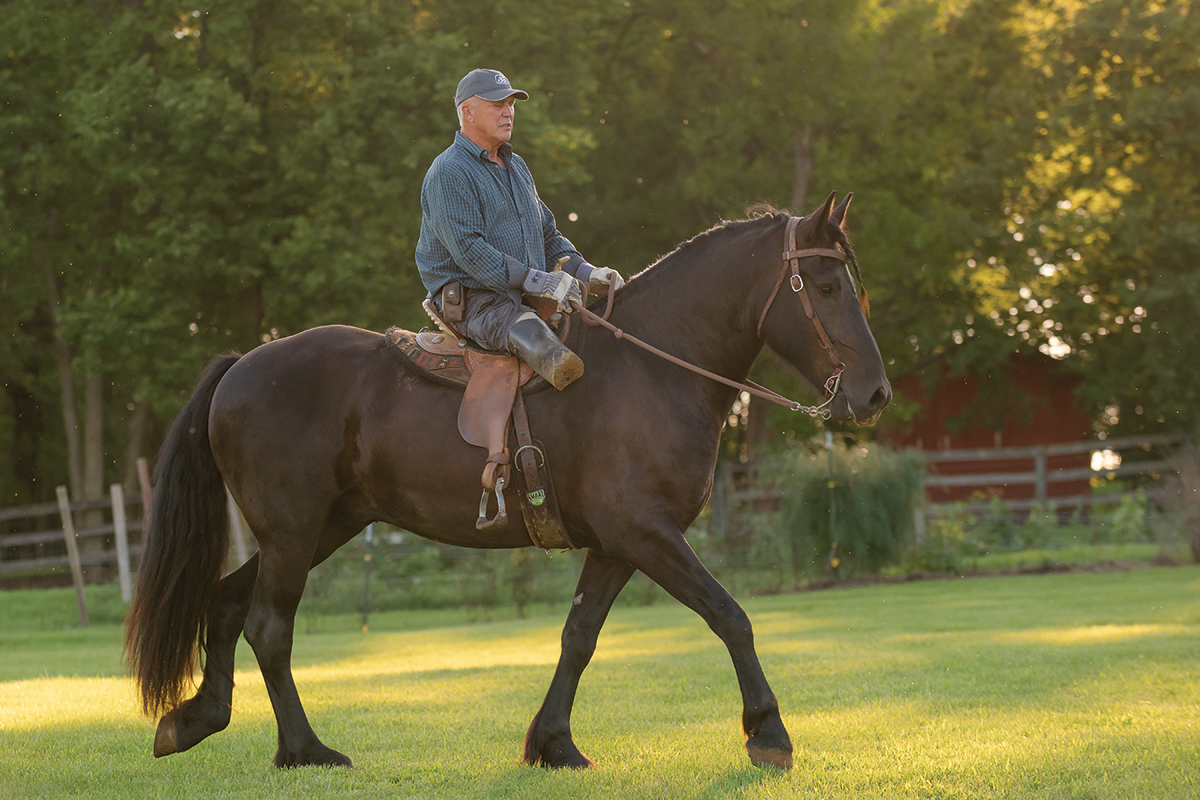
[756,192,891,424]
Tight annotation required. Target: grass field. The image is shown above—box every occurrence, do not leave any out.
[1,566,1197,799]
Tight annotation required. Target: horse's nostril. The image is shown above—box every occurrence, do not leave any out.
[869,386,891,411]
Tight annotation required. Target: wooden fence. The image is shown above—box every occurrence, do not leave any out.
[706,433,1186,543]
[0,457,254,625]
[916,432,1185,533]
[0,483,146,625]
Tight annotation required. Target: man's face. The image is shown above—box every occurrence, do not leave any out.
[464,96,516,150]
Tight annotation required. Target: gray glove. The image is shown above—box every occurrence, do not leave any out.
[521,269,584,314]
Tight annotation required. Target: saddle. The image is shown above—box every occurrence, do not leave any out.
[383,297,574,551]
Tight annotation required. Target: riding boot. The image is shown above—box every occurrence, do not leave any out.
[507,316,584,391]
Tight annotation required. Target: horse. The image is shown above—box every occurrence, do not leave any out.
[124,191,891,771]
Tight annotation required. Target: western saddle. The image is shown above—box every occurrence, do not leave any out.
[383,288,574,551]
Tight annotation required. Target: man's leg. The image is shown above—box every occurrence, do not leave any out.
[464,291,584,390]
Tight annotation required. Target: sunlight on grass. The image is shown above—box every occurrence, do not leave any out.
[999,622,1192,645]
[0,569,1197,799]
[0,676,140,732]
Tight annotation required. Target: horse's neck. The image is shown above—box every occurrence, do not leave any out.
[609,232,771,381]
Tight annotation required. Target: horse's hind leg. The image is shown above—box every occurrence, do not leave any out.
[524,548,635,768]
[611,523,794,770]
[154,553,259,757]
[243,526,352,768]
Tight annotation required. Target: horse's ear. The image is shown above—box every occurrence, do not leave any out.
[831,192,853,228]
[799,191,837,240]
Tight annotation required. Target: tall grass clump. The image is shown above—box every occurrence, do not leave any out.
[770,440,926,578]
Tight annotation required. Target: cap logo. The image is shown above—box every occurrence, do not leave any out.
[495,73,508,85]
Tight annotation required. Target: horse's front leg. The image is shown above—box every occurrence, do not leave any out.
[610,523,794,770]
[524,548,635,768]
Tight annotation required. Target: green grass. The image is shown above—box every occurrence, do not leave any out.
[965,542,1164,571]
[1,568,1198,798]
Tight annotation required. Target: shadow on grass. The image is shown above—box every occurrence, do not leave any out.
[694,763,787,798]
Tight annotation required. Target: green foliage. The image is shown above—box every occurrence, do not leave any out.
[1108,489,1149,543]
[774,441,927,576]
[3,0,1199,508]
[978,491,1020,550]
[300,531,587,619]
[905,504,975,573]
[1021,502,1059,550]
[908,484,1166,573]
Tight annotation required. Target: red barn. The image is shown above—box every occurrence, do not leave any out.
[881,352,1094,505]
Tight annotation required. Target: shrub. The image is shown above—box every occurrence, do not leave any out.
[904,503,975,573]
[772,440,926,577]
[1109,489,1148,543]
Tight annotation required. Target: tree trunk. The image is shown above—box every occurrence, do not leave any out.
[791,122,813,212]
[82,373,104,504]
[39,210,84,501]
[80,372,109,581]
[122,392,153,490]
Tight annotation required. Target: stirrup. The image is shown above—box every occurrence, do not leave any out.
[476,474,508,530]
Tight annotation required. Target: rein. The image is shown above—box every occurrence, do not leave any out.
[572,216,849,419]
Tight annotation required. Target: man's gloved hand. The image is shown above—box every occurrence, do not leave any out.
[522,269,584,314]
[581,266,624,297]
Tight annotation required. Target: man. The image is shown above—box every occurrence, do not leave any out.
[415,68,622,390]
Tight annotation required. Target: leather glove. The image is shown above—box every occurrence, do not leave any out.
[581,266,624,297]
[521,269,584,314]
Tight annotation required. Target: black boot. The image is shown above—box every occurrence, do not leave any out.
[507,317,584,390]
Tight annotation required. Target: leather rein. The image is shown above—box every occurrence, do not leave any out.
[572,215,850,419]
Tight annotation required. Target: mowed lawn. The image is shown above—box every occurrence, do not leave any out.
[1,567,1197,799]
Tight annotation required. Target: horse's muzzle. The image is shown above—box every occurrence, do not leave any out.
[838,381,891,425]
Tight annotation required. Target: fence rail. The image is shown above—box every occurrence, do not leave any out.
[917,433,1186,531]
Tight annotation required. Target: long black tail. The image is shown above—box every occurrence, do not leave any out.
[124,353,241,718]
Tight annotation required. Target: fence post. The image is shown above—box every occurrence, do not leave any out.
[913,487,927,545]
[136,456,153,516]
[110,483,132,603]
[54,485,90,627]
[711,463,728,542]
[1034,445,1047,505]
[362,524,374,633]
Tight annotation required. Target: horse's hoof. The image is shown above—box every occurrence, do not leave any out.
[152,695,231,757]
[152,718,179,758]
[524,740,594,769]
[539,751,594,770]
[747,742,793,771]
[273,744,353,769]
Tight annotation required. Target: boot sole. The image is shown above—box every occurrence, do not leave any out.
[549,352,584,390]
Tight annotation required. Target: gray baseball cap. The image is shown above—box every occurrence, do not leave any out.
[454,69,529,106]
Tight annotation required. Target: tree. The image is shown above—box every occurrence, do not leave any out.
[1000,0,1200,436]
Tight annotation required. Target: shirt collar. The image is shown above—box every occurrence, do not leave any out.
[453,130,512,164]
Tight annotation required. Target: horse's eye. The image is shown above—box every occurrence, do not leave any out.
[818,284,835,297]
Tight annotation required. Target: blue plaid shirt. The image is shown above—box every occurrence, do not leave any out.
[415,131,581,296]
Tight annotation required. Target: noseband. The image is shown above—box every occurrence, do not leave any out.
[755,215,849,402]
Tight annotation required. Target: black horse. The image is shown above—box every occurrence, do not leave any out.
[125,192,890,771]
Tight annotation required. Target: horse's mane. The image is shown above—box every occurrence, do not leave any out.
[629,209,786,283]
[625,205,868,312]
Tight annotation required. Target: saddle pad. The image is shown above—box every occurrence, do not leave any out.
[385,327,538,390]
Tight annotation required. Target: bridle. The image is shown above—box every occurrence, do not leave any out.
[573,215,851,419]
[755,214,851,406]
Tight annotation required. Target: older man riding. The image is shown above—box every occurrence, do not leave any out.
[415,68,622,390]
